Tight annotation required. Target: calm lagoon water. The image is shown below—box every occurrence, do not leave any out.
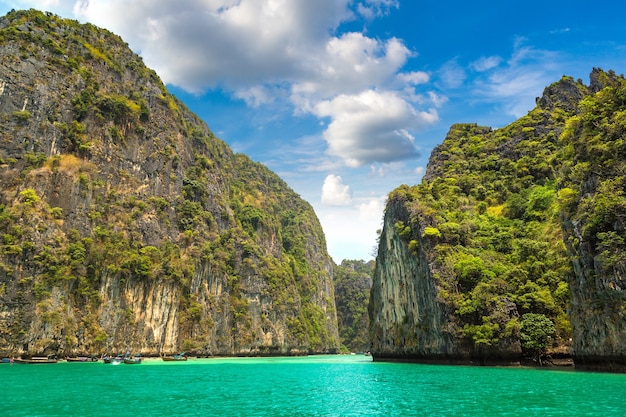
[3,354,626,416]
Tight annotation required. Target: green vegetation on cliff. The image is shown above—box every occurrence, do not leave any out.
[0,9,338,356]
[333,260,373,352]
[372,69,626,365]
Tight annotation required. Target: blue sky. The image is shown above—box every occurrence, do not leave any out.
[2,1,626,262]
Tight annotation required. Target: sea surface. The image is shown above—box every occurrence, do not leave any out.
[3,354,626,416]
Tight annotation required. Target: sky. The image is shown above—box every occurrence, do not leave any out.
[1,1,626,263]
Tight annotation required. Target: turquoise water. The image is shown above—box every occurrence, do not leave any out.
[3,355,626,416]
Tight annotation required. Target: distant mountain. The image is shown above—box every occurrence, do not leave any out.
[0,9,339,357]
[369,68,626,372]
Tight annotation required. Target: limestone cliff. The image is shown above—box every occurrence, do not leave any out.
[370,68,626,370]
[558,69,626,371]
[0,9,339,357]
[369,185,521,364]
[369,195,455,360]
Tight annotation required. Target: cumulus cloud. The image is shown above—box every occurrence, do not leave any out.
[71,0,352,91]
[290,33,414,105]
[321,174,353,206]
[314,90,437,167]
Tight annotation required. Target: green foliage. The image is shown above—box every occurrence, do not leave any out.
[454,254,491,291]
[333,260,373,352]
[237,205,266,237]
[463,320,499,346]
[18,189,40,206]
[422,227,442,238]
[520,313,555,362]
[96,93,141,124]
[12,110,32,124]
[54,120,90,153]
[394,221,412,241]
[72,86,96,120]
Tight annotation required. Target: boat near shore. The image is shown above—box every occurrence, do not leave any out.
[14,356,58,364]
[162,352,187,362]
[103,355,125,365]
[123,355,142,364]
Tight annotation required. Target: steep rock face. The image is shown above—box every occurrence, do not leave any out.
[369,188,521,364]
[370,69,626,370]
[369,196,453,359]
[564,215,626,371]
[0,10,338,357]
[558,68,626,371]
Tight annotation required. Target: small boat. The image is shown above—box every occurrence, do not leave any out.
[123,355,142,364]
[14,356,58,364]
[162,352,187,362]
[103,355,124,365]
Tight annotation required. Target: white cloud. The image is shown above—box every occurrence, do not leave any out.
[321,174,353,206]
[291,33,413,102]
[368,161,407,177]
[73,0,353,92]
[359,196,385,223]
[314,90,437,167]
[471,56,502,72]
[316,196,384,261]
[427,91,448,108]
[549,27,571,35]
[234,85,279,107]
[317,207,378,261]
[470,42,562,117]
[397,71,430,85]
[66,0,433,169]
[315,193,385,261]
[438,59,466,89]
[356,0,399,20]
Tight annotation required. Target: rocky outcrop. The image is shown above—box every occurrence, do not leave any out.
[0,10,338,357]
[564,216,626,372]
[368,195,453,360]
[369,69,626,371]
[369,190,521,364]
[558,68,626,371]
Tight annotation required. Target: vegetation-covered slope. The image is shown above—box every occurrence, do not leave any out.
[333,260,373,352]
[370,69,626,370]
[0,9,338,357]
